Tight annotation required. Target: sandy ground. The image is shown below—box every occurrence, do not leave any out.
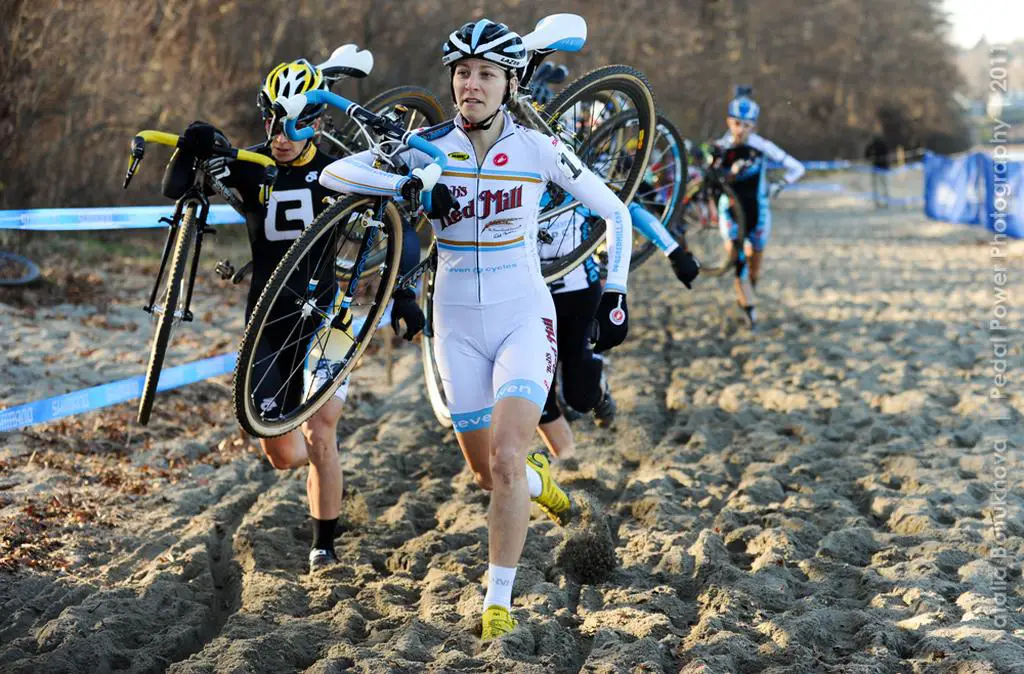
[1,171,1023,673]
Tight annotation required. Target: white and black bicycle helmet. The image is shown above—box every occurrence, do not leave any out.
[442,19,528,71]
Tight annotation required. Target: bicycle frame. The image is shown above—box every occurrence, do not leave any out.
[143,166,240,323]
[278,88,447,322]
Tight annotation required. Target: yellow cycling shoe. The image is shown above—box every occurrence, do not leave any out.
[526,451,572,526]
[481,605,518,642]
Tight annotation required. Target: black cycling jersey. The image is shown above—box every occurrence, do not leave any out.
[216,143,339,317]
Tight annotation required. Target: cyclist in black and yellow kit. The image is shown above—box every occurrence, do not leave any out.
[180,59,424,573]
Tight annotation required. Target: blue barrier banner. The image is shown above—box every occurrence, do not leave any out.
[786,183,846,193]
[924,152,1023,238]
[0,205,244,231]
[785,182,924,206]
[993,159,1024,239]
[924,152,986,226]
[0,353,236,433]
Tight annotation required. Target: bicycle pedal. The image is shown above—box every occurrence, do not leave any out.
[214,259,235,280]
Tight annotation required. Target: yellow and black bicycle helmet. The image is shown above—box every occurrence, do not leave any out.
[258,59,329,124]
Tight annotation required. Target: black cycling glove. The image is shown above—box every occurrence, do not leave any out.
[669,247,700,289]
[390,287,425,340]
[593,291,629,353]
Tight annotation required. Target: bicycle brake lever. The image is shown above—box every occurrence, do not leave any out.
[123,136,145,189]
[260,166,278,204]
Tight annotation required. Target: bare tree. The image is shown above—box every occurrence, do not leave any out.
[0,0,968,209]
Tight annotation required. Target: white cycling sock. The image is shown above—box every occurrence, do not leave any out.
[483,564,517,611]
[525,463,542,499]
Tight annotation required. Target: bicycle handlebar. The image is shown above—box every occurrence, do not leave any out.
[123,129,278,203]
[276,90,447,190]
[132,130,275,167]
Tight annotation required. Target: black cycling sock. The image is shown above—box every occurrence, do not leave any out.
[311,517,338,552]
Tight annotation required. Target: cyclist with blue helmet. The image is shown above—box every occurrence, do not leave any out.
[715,86,804,327]
[312,18,634,640]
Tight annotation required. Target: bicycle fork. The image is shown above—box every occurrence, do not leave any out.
[309,209,382,332]
[144,199,212,324]
[181,201,213,323]
[144,201,185,314]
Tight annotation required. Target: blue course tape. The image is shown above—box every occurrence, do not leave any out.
[0,353,236,432]
[0,307,393,433]
[0,205,244,231]
[766,160,924,173]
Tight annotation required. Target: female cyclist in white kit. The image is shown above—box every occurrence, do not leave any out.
[314,19,633,640]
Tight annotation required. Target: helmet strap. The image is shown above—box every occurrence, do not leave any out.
[461,107,504,132]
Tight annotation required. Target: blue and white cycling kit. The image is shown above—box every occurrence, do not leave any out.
[714,132,804,251]
[319,111,631,429]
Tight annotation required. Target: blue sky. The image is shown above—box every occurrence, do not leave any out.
[945,0,1024,48]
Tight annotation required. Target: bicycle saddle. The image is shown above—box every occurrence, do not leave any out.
[522,14,587,53]
[317,44,373,81]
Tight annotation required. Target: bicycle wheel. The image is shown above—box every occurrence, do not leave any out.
[328,85,447,155]
[628,114,688,271]
[419,257,452,428]
[234,195,402,437]
[0,251,41,286]
[537,65,656,283]
[680,180,745,277]
[137,203,197,425]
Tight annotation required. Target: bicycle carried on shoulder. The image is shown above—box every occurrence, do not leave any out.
[124,44,446,426]
[231,90,446,438]
[655,142,751,277]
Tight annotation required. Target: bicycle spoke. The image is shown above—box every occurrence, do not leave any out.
[251,211,391,421]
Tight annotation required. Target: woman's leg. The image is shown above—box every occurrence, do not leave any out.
[487,396,544,567]
[303,395,346,521]
[556,283,604,415]
[302,394,346,568]
[537,415,575,460]
[260,434,307,470]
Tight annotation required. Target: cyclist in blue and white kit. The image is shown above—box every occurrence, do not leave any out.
[716,86,804,327]
[310,19,633,640]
